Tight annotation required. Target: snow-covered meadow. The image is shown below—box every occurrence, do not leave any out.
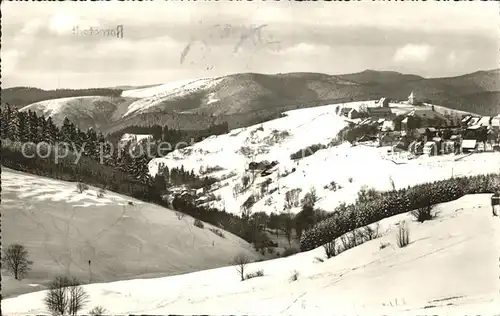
[1,168,259,298]
[4,194,499,315]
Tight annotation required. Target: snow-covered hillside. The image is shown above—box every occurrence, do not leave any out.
[20,96,137,130]
[1,168,260,298]
[120,78,215,98]
[121,77,223,117]
[148,102,500,216]
[5,194,499,315]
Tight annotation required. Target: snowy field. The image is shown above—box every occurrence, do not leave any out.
[1,168,259,298]
[4,194,499,315]
[148,101,500,216]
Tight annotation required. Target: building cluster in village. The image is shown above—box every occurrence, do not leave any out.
[337,91,500,156]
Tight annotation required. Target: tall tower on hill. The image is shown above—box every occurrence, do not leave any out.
[408,91,417,105]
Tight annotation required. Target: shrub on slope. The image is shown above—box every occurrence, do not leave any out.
[290,144,326,160]
[300,174,500,251]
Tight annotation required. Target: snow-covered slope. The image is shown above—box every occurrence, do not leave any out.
[20,96,137,131]
[148,102,500,216]
[121,78,216,98]
[5,194,499,315]
[121,77,223,117]
[0,168,260,298]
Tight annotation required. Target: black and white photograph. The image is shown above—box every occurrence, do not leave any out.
[1,1,499,315]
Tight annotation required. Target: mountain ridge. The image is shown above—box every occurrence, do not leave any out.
[3,69,499,136]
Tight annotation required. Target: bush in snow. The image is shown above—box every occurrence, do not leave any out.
[175,211,186,220]
[245,269,264,280]
[289,270,299,282]
[339,231,359,252]
[96,188,105,198]
[410,204,437,223]
[193,219,204,229]
[209,228,225,238]
[89,306,108,316]
[282,247,299,257]
[290,144,326,160]
[396,221,410,248]
[76,182,89,193]
[325,181,341,191]
[323,239,337,259]
[359,223,380,241]
[300,173,500,252]
[379,242,391,250]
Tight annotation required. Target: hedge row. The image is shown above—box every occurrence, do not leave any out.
[300,174,500,251]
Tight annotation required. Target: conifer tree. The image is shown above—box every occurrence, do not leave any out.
[61,118,77,143]
[45,117,59,144]
[18,111,29,142]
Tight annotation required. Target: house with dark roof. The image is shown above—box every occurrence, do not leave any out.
[461,115,473,127]
[367,107,394,119]
[407,108,449,122]
[348,108,360,119]
[339,107,360,119]
[340,107,352,116]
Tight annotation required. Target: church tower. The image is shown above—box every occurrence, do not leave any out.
[408,91,417,105]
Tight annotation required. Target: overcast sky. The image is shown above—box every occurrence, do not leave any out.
[2,1,498,90]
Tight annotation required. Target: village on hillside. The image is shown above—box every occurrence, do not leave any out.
[336,91,500,157]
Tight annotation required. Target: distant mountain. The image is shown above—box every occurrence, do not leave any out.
[1,87,123,110]
[4,69,499,136]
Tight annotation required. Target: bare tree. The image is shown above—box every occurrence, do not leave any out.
[396,221,410,248]
[1,244,33,280]
[233,254,250,281]
[44,276,89,316]
[44,276,70,316]
[323,239,337,259]
[68,278,89,316]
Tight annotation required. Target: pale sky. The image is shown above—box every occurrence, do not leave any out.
[2,1,499,90]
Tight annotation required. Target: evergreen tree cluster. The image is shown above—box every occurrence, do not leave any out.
[156,164,218,190]
[1,105,154,185]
